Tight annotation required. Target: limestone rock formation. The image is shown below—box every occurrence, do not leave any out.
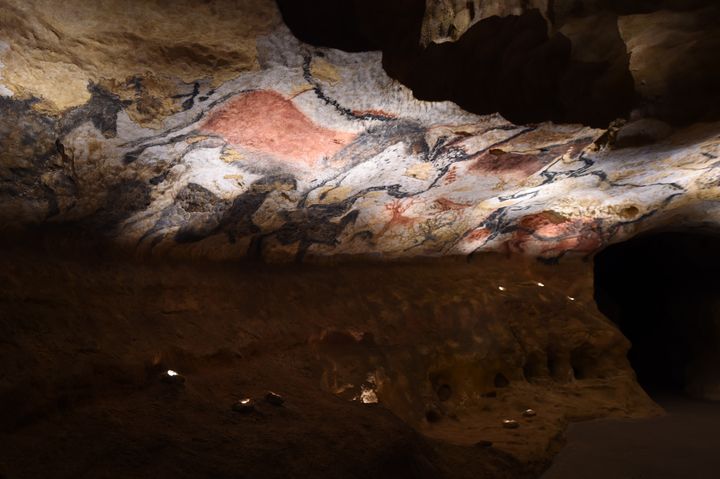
[413,0,720,125]
[0,0,279,113]
[421,0,550,44]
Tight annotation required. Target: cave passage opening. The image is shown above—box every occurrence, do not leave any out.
[594,231,720,399]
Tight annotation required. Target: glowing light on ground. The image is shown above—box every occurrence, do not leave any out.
[360,387,378,404]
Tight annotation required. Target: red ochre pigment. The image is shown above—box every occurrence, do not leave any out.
[202,90,356,167]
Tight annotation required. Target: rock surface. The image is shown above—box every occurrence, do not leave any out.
[0,0,278,113]
[412,0,720,125]
[1,0,719,263]
[421,0,550,45]
[0,243,658,478]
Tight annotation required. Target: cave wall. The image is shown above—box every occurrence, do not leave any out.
[1,0,719,263]
[0,241,657,472]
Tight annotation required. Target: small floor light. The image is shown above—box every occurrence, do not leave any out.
[265,391,285,406]
[502,419,519,429]
[161,369,186,385]
[232,398,256,414]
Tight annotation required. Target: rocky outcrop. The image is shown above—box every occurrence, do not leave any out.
[619,7,720,124]
[0,0,279,114]
[421,0,550,44]
[281,0,720,125]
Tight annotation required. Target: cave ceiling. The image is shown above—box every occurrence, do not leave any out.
[0,0,718,262]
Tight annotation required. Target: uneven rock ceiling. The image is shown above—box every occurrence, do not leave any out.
[0,0,718,261]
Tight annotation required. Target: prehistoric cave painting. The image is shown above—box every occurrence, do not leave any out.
[0,97,62,218]
[467,137,594,180]
[3,21,720,263]
[91,179,153,232]
[58,83,127,138]
[134,175,295,251]
[201,90,356,168]
[377,199,417,238]
[302,54,396,123]
[176,175,297,246]
[502,211,606,261]
[329,120,429,171]
[136,182,228,248]
[272,206,360,261]
[443,165,458,185]
[464,227,492,244]
[469,149,545,179]
[434,197,471,212]
[0,88,128,221]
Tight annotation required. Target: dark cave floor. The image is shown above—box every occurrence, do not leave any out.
[541,393,720,479]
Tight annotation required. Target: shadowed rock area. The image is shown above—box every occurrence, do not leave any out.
[0,236,657,478]
[278,0,720,126]
[596,231,720,399]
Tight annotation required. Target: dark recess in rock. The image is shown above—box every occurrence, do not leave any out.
[437,384,452,401]
[595,230,720,397]
[277,0,720,127]
[91,179,153,231]
[494,372,510,388]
